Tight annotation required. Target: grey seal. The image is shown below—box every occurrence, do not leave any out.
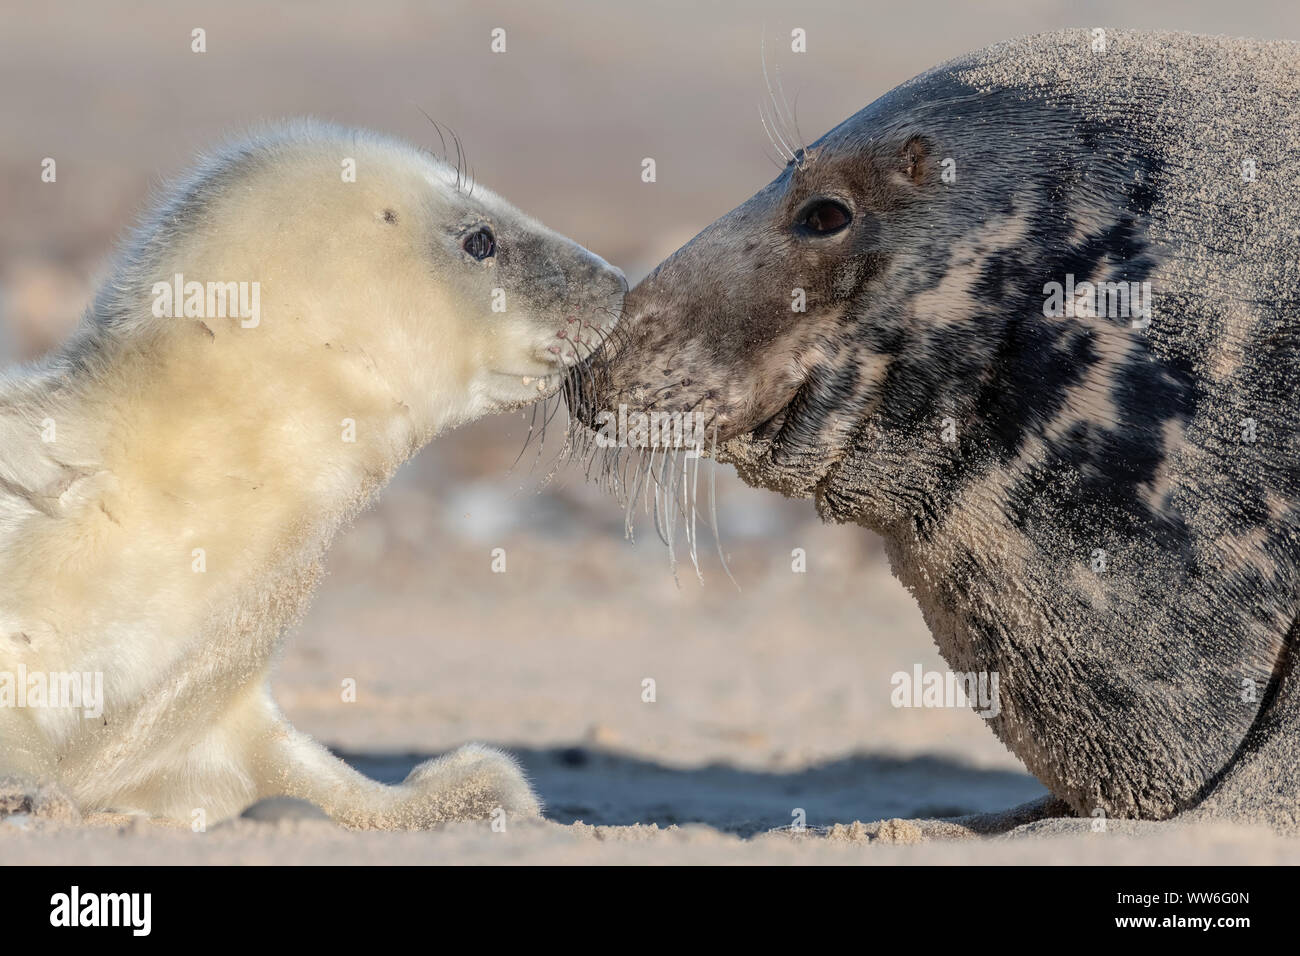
[573,30,1300,829]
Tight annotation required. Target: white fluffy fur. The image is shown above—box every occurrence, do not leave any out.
[0,120,622,827]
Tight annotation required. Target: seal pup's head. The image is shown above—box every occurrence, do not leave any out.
[0,119,628,711]
[84,119,626,444]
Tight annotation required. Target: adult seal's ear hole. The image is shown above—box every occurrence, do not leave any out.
[901,134,929,185]
[381,208,398,224]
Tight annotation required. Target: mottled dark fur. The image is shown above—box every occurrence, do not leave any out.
[574,31,1300,824]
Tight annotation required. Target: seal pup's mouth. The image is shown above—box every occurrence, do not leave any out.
[485,367,575,415]
[490,369,564,393]
[490,318,622,409]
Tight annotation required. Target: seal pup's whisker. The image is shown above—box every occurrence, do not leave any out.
[414,108,473,196]
[449,127,464,192]
[508,400,542,473]
[414,105,450,165]
[627,447,650,541]
[528,395,562,477]
[623,443,644,515]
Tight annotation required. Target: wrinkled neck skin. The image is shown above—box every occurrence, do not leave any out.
[719,370,1286,822]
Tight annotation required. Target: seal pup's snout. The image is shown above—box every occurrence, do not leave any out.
[598,259,630,297]
[539,243,625,373]
[467,206,625,409]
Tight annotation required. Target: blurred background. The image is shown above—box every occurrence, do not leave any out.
[3,0,1297,834]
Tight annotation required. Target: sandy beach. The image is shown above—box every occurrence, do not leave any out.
[3,0,1300,864]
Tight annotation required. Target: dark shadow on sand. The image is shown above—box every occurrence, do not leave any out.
[336,746,1047,836]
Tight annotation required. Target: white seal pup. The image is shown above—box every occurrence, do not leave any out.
[0,119,625,828]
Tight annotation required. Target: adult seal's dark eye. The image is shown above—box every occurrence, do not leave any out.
[799,200,852,235]
[463,228,495,260]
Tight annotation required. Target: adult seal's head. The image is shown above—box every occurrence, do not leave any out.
[573,30,1300,825]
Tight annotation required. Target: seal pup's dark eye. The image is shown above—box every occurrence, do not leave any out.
[798,200,852,236]
[463,228,496,260]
